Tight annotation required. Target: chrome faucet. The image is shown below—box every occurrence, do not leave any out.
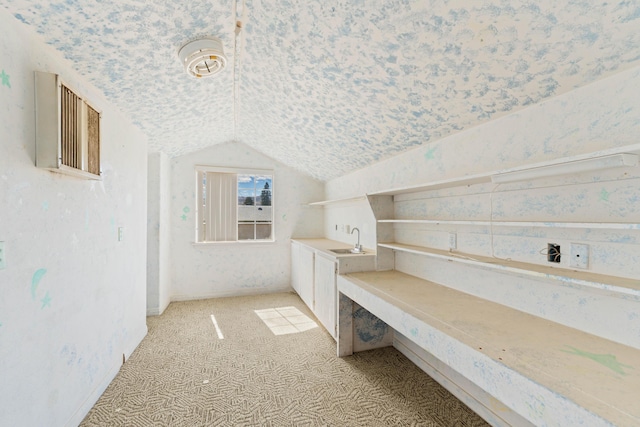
[351,227,362,253]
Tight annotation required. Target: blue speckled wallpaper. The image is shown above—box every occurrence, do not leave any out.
[1,0,640,180]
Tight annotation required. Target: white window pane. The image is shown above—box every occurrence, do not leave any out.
[196,167,273,242]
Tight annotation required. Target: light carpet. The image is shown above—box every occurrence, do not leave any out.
[81,292,489,426]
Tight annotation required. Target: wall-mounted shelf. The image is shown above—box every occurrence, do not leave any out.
[309,195,368,206]
[368,173,492,196]
[378,219,640,230]
[377,242,640,297]
[492,153,638,184]
[367,146,640,197]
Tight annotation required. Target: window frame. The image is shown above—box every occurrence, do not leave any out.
[194,165,275,245]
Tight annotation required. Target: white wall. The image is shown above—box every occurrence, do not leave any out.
[322,201,377,250]
[147,152,171,315]
[169,141,324,300]
[0,9,148,427]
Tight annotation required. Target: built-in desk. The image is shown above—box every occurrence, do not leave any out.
[338,270,640,427]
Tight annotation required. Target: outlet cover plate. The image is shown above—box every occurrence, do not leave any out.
[570,243,589,269]
[448,233,457,250]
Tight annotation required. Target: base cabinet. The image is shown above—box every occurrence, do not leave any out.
[291,241,301,294]
[291,242,315,310]
[291,239,376,341]
[314,253,338,339]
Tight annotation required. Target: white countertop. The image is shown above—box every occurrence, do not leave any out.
[340,269,640,427]
[291,238,376,259]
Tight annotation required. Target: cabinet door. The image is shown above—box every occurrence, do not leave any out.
[291,242,301,295]
[298,246,315,310]
[314,253,337,339]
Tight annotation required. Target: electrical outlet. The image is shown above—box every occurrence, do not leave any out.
[570,243,589,269]
[547,243,561,263]
[118,227,124,242]
[345,225,350,234]
[448,233,457,250]
[0,241,5,269]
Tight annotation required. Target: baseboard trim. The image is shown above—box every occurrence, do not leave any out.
[171,286,293,302]
[64,324,148,427]
[147,296,171,316]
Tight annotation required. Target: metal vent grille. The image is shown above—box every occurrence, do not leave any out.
[60,84,80,170]
[87,104,100,176]
[59,83,101,175]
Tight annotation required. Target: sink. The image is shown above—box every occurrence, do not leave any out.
[330,248,365,254]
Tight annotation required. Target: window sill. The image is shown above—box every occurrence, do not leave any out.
[192,240,276,247]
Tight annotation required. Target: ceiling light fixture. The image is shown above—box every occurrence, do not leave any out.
[178,36,227,78]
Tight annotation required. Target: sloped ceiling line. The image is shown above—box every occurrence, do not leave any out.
[233,0,246,143]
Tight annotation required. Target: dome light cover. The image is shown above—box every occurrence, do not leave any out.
[178,36,227,78]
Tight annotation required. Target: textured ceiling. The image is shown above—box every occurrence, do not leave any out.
[2,1,640,181]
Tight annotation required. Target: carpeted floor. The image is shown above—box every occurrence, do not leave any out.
[81,292,489,426]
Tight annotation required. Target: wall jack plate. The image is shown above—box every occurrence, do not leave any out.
[570,243,589,269]
[448,233,457,250]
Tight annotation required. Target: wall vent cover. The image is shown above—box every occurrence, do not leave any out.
[35,71,101,180]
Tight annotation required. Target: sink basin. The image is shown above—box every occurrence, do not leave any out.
[330,248,365,254]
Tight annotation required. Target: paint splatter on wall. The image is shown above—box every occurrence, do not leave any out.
[31,268,52,309]
[31,268,47,299]
[0,69,10,88]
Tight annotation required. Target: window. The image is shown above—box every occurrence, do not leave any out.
[196,167,273,243]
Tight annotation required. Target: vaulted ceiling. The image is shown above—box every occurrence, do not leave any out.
[2,1,640,181]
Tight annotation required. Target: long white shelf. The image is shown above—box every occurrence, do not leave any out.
[368,172,492,196]
[367,145,640,197]
[377,242,640,297]
[308,195,367,206]
[378,219,640,230]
